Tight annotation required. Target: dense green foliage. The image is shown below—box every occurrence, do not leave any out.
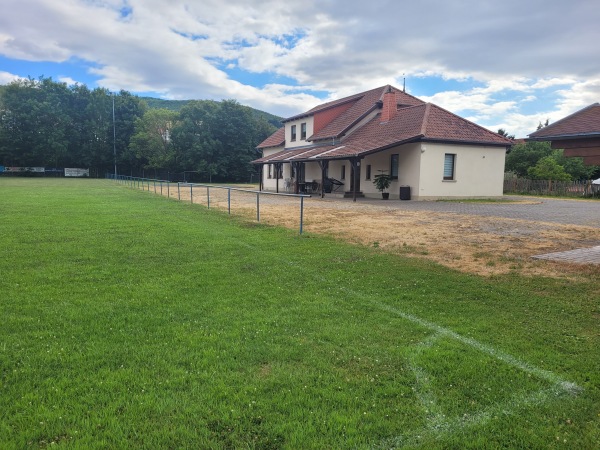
[527,156,571,181]
[0,78,146,175]
[141,96,283,128]
[505,141,599,180]
[1,178,599,448]
[0,78,279,181]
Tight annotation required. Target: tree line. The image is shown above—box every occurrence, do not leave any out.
[0,77,278,181]
[498,129,599,181]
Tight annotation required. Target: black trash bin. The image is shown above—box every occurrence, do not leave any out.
[400,185,411,200]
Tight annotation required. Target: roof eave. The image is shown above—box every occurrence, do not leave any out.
[422,137,512,148]
[527,132,600,141]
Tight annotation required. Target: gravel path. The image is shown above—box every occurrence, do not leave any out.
[309,196,600,228]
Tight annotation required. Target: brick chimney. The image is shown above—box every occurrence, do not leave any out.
[380,86,397,123]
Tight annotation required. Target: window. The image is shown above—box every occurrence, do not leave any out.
[341,165,346,180]
[267,164,272,179]
[365,164,371,180]
[390,154,399,179]
[300,122,307,140]
[443,153,456,180]
[275,164,282,179]
[291,125,297,141]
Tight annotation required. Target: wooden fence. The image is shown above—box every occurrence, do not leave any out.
[503,178,599,197]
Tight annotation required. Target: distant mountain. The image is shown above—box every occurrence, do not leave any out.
[140,97,283,128]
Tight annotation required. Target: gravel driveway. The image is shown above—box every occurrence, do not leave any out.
[316,196,600,228]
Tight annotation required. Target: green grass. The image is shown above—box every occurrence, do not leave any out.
[1,178,598,449]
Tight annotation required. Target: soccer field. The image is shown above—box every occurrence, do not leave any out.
[0,178,598,448]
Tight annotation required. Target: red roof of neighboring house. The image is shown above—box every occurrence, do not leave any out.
[253,86,512,163]
[528,103,600,140]
[256,126,285,149]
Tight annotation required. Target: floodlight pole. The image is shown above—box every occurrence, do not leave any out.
[112,94,117,178]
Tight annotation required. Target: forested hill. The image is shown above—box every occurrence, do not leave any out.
[0,78,281,181]
[141,97,283,128]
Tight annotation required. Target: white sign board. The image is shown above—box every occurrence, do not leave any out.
[64,168,89,177]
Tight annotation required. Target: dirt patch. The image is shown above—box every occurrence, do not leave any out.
[147,184,600,279]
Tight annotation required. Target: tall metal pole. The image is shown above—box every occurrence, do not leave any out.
[112,94,117,178]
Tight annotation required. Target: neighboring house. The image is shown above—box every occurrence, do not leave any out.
[253,85,512,200]
[528,103,600,166]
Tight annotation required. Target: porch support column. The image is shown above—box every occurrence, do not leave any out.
[275,163,281,193]
[259,164,263,191]
[292,161,299,194]
[350,157,360,203]
[318,159,329,198]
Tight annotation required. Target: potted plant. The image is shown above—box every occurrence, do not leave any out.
[373,171,392,199]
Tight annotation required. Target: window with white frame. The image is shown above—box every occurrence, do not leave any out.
[291,125,297,141]
[300,122,307,140]
[365,164,371,180]
[443,153,456,180]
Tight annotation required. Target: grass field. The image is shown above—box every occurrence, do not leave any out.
[0,178,598,449]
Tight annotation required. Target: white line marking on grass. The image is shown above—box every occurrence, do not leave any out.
[371,300,581,393]
[315,277,581,446]
[366,299,582,448]
[376,383,572,449]
[406,333,447,428]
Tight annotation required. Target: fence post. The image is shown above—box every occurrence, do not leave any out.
[300,196,304,234]
[207,186,210,209]
[178,182,180,201]
[228,188,231,214]
[256,192,260,222]
[167,181,170,198]
[190,184,193,204]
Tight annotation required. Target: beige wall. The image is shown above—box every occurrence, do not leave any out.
[261,147,284,190]
[359,144,422,199]
[417,143,506,199]
[285,116,314,149]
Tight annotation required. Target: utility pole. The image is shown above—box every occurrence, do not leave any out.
[113,94,117,178]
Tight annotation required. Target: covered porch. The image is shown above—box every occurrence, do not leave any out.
[253,142,417,201]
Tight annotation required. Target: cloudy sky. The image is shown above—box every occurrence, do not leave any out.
[1,0,599,137]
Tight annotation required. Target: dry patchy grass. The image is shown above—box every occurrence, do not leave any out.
[150,184,600,279]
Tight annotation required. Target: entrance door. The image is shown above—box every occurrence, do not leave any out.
[350,164,361,192]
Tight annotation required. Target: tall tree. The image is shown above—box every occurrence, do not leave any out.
[497,128,515,140]
[527,156,571,181]
[129,108,179,172]
[505,141,553,177]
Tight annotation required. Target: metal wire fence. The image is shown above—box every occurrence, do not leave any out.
[107,174,312,234]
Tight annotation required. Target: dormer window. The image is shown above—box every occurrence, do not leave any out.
[301,122,307,140]
[291,125,297,141]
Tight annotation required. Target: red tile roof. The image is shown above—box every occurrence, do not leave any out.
[253,87,511,163]
[309,86,424,141]
[256,126,285,149]
[529,103,600,139]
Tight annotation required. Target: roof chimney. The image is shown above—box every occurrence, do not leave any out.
[380,86,397,123]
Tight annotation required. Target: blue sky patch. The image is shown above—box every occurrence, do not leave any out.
[0,55,101,87]
[408,75,485,97]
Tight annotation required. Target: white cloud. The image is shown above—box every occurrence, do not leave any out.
[0,71,24,84]
[0,0,598,123]
[58,76,80,85]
